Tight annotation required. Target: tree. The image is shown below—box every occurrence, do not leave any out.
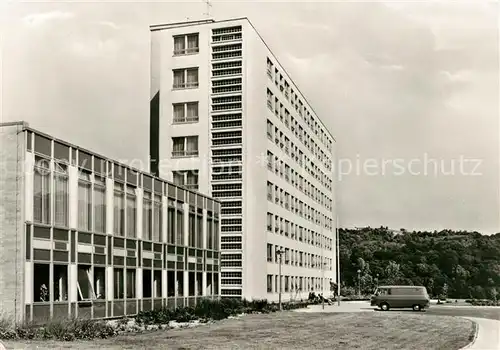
[339,227,500,299]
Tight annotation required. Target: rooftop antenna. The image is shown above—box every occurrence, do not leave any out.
[203,0,212,19]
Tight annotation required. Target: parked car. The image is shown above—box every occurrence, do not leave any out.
[370,285,430,311]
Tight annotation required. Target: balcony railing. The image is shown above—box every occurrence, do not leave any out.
[173,82,199,90]
[173,47,199,56]
[173,116,199,124]
[171,150,199,158]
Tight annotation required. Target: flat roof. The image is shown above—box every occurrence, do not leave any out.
[1,121,219,204]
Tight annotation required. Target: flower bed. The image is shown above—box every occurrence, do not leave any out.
[0,299,310,341]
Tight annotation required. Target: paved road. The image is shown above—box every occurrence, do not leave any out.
[301,302,500,320]
[427,306,500,321]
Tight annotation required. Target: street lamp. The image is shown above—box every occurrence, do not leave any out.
[357,269,361,297]
[276,249,284,311]
[376,274,379,288]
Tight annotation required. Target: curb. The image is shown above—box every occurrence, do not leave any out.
[460,319,479,350]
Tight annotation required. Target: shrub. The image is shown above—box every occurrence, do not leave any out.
[136,298,309,326]
[0,318,116,341]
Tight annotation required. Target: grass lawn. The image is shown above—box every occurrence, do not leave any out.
[3,312,474,350]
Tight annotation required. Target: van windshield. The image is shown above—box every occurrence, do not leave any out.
[375,288,390,295]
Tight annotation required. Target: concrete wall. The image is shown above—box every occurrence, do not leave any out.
[154,26,211,194]
[0,122,26,323]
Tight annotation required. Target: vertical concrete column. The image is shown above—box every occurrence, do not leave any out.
[24,153,34,222]
[70,264,78,302]
[162,269,167,299]
[136,268,143,299]
[202,209,207,297]
[183,271,189,298]
[183,203,189,246]
[24,262,33,304]
[106,266,113,301]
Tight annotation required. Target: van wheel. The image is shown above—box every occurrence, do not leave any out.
[412,304,421,311]
[380,303,390,311]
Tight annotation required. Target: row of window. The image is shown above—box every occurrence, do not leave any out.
[33,263,219,303]
[266,181,334,231]
[267,119,333,193]
[266,57,333,154]
[34,161,219,248]
[267,244,332,270]
[173,27,242,58]
[267,150,333,211]
[266,213,333,250]
[266,274,329,293]
[266,92,332,173]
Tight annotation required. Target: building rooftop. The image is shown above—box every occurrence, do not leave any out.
[0,121,219,203]
[149,17,336,142]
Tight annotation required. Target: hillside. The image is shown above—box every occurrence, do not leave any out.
[339,227,500,299]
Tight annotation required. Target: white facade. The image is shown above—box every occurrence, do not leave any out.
[150,17,337,301]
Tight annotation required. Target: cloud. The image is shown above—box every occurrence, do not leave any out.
[98,20,120,30]
[440,70,474,82]
[23,11,74,27]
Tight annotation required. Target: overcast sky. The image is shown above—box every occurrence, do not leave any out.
[1,0,498,234]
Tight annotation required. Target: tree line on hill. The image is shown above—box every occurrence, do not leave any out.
[339,227,500,299]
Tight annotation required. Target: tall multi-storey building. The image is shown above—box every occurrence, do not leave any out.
[149,17,337,301]
[0,122,220,324]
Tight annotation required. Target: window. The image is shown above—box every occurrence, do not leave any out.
[153,194,162,242]
[173,68,199,89]
[214,217,219,250]
[34,264,50,302]
[196,210,203,249]
[94,177,106,233]
[53,265,68,301]
[173,33,199,55]
[33,157,51,224]
[54,163,69,227]
[266,58,273,78]
[173,102,199,124]
[114,183,125,236]
[114,268,124,299]
[267,212,273,231]
[143,191,153,241]
[172,136,199,157]
[189,210,196,247]
[167,199,176,244]
[78,171,92,231]
[176,202,184,245]
[267,275,273,293]
[266,120,274,140]
[267,181,273,201]
[126,186,137,238]
[267,244,273,262]
[267,151,273,170]
[154,270,162,298]
[143,269,152,298]
[172,169,198,190]
[126,269,136,299]
[94,267,106,299]
[207,214,214,249]
[77,265,95,301]
[267,89,273,109]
